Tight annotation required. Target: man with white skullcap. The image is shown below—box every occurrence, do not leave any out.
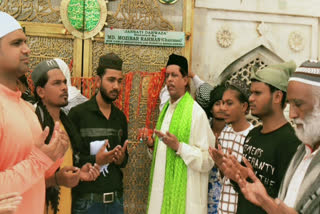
[0,11,68,214]
[233,60,320,214]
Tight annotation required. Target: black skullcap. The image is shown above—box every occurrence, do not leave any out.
[166,53,188,76]
[97,53,123,76]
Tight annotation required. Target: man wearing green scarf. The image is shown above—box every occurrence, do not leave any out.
[143,54,215,214]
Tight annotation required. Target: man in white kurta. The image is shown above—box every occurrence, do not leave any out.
[142,54,215,214]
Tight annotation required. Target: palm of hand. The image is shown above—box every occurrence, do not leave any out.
[80,164,93,181]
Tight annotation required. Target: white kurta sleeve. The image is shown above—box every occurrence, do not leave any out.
[192,75,205,90]
[176,103,215,173]
[159,85,170,111]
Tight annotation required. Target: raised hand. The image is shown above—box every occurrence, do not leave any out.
[80,163,100,181]
[95,140,117,165]
[56,166,80,188]
[35,122,69,161]
[209,144,225,168]
[139,128,154,148]
[0,192,22,214]
[237,166,298,214]
[154,130,179,151]
[235,156,267,207]
[114,140,129,165]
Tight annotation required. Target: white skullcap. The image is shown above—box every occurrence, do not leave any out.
[54,58,71,87]
[0,12,22,38]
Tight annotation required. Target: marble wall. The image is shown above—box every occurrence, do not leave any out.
[192,0,320,86]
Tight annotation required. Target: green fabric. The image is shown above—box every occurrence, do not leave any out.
[68,0,85,31]
[147,92,194,214]
[251,60,296,92]
[67,0,101,32]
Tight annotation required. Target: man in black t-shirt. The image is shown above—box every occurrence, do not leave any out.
[232,60,320,214]
[210,61,301,214]
[69,53,128,214]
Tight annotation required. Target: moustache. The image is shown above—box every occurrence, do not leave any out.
[110,90,119,94]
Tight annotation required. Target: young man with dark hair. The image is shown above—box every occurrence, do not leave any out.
[31,59,100,214]
[211,61,301,214]
[209,79,254,214]
[69,53,128,214]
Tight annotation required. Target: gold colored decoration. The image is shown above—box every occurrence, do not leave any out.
[91,41,182,76]
[0,0,60,23]
[217,26,233,48]
[60,0,108,39]
[27,36,73,70]
[107,0,175,31]
[159,0,178,4]
[288,31,305,52]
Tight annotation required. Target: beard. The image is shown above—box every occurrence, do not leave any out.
[100,86,118,104]
[293,107,320,147]
[214,116,225,121]
[251,97,273,118]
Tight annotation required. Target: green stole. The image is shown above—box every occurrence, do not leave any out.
[148,92,194,214]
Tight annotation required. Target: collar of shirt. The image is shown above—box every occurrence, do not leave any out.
[86,95,116,119]
[86,95,114,111]
[0,83,21,101]
[169,95,183,108]
[304,144,320,160]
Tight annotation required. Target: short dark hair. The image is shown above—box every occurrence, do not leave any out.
[97,67,107,77]
[226,85,250,114]
[251,79,286,108]
[34,72,49,101]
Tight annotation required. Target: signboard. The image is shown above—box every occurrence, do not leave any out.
[105,28,185,47]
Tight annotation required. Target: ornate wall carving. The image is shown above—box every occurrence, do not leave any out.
[216,26,233,48]
[91,41,181,75]
[107,0,175,31]
[0,0,60,23]
[27,36,73,70]
[288,31,305,52]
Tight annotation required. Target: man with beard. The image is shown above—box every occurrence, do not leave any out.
[235,60,320,214]
[31,59,100,214]
[69,53,128,214]
[0,12,69,214]
[210,61,301,214]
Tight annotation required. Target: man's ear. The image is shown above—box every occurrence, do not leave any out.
[96,75,101,88]
[183,76,188,87]
[36,86,45,99]
[273,90,283,105]
[241,102,248,114]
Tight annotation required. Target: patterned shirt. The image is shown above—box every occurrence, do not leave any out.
[218,124,254,214]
